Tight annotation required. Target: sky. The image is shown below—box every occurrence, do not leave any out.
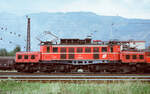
[0,0,150,19]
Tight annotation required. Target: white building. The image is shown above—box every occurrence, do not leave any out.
[129,41,145,50]
[120,40,146,50]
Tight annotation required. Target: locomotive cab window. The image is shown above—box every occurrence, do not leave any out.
[85,47,91,53]
[139,55,144,59]
[18,55,22,59]
[24,55,28,59]
[126,55,130,59]
[132,55,137,59]
[47,46,50,53]
[53,47,58,53]
[31,55,35,59]
[102,47,107,52]
[77,48,83,53]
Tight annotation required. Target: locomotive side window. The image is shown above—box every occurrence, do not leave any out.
[126,55,130,59]
[61,54,66,59]
[53,47,58,53]
[93,47,99,52]
[69,48,74,53]
[18,55,22,59]
[102,47,107,52]
[85,47,91,53]
[77,48,83,53]
[93,54,99,59]
[132,55,137,59]
[69,54,74,59]
[47,46,50,53]
[139,55,144,59]
[31,55,35,59]
[24,55,28,59]
[69,48,74,59]
[61,48,66,53]
[110,46,113,52]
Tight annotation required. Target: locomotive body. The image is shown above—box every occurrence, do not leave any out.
[39,44,120,63]
[15,38,150,73]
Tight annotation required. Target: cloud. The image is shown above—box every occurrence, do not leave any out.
[0,0,150,19]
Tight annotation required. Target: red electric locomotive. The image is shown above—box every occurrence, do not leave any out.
[15,38,150,73]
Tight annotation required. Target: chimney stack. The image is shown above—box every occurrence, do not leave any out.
[26,17,30,52]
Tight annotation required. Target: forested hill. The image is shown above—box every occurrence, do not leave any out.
[0,12,150,51]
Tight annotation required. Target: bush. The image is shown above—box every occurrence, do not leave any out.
[0,45,21,56]
[0,49,8,56]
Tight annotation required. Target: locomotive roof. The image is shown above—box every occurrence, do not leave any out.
[40,38,146,48]
[51,44,108,47]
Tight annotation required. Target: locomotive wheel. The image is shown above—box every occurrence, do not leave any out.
[39,64,54,73]
[108,65,118,73]
[55,65,64,72]
[39,66,47,72]
[95,65,100,72]
[121,66,131,73]
[75,66,89,73]
[15,63,26,72]
[55,65,68,72]
[23,64,38,73]
[136,64,145,73]
[89,65,105,73]
[77,69,84,72]
[89,65,97,72]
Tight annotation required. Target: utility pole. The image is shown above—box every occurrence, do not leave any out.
[110,23,114,40]
[26,16,30,52]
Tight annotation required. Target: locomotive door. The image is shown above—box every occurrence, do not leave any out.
[60,48,67,59]
[93,47,99,59]
[68,48,75,59]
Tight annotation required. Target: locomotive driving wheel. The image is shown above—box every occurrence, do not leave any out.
[23,63,38,73]
[39,64,54,73]
[54,64,70,73]
[15,63,26,72]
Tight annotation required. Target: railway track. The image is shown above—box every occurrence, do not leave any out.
[0,72,150,82]
[0,57,150,82]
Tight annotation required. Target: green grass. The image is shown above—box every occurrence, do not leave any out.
[0,80,150,94]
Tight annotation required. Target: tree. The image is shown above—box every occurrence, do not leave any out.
[9,45,21,56]
[0,45,21,56]
[0,48,8,56]
[13,45,21,53]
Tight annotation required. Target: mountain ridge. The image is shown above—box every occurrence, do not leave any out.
[0,12,150,51]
